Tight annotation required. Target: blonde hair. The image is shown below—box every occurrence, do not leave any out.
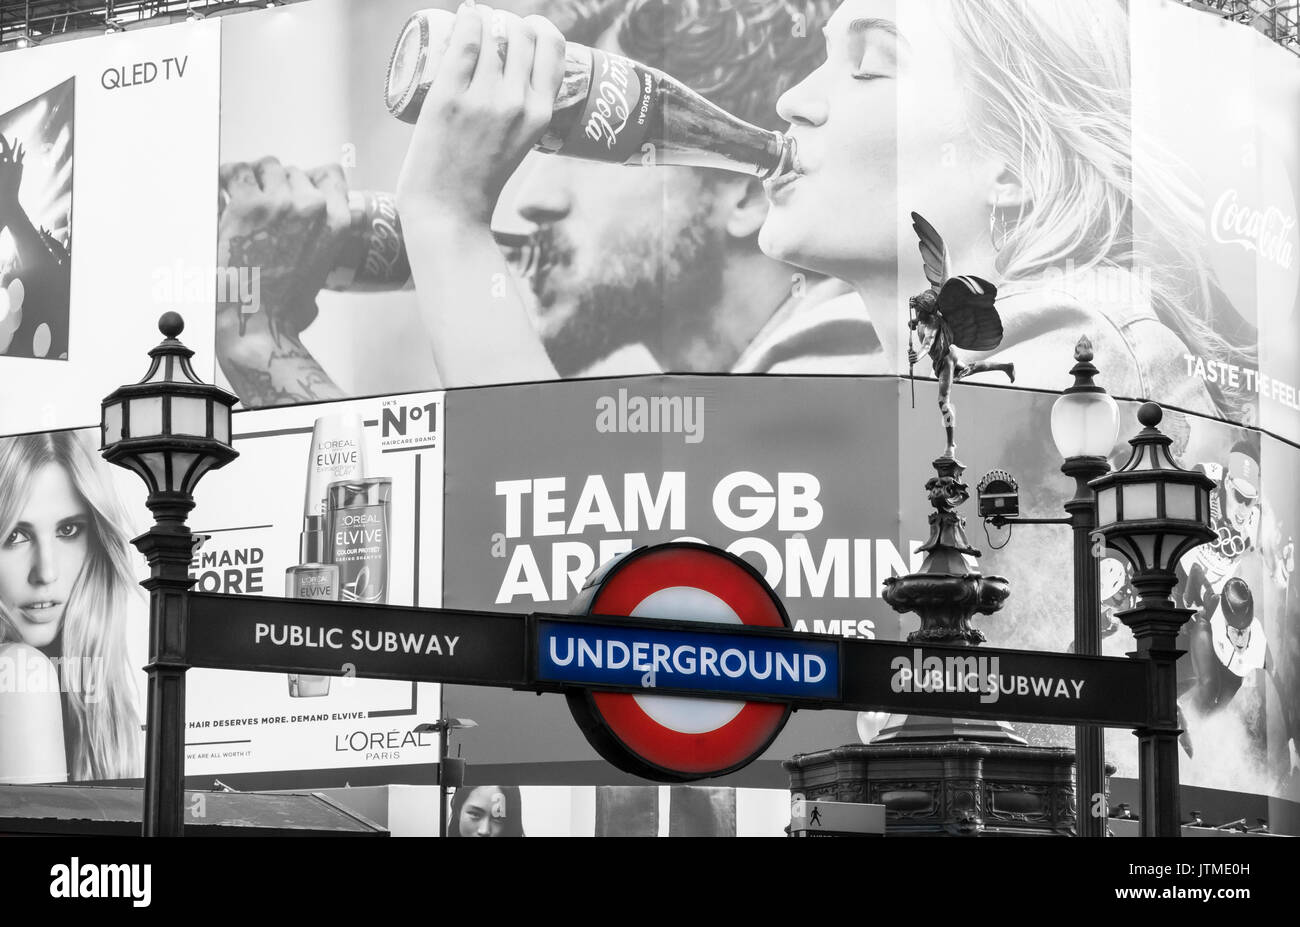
[944,0,1256,418]
[0,432,141,780]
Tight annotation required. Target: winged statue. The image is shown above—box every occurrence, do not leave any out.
[908,212,1015,458]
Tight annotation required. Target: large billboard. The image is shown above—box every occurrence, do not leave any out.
[210,0,1299,441]
[0,392,444,787]
[440,376,1300,804]
[0,19,220,435]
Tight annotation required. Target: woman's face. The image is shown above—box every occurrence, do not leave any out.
[457,786,507,837]
[760,0,1004,282]
[0,462,89,649]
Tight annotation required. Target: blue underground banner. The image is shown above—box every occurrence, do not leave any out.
[537,619,840,701]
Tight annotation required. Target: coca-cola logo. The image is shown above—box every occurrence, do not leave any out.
[1210,188,1296,271]
[583,54,636,151]
[363,194,405,277]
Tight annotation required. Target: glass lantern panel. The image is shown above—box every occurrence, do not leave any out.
[171,396,208,437]
[213,406,230,444]
[102,402,123,445]
[1133,533,1158,570]
[170,452,197,491]
[1165,482,1197,521]
[1124,481,1158,520]
[141,451,170,492]
[130,395,164,439]
[1097,487,1117,527]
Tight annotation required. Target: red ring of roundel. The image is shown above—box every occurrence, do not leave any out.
[588,547,788,776]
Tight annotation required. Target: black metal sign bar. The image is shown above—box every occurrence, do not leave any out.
[840,639,1151,728]
[185,592,529,687]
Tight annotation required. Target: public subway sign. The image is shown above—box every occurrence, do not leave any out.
[185,593,529,688]
[840,641,1152,729]
[536,618,840,701]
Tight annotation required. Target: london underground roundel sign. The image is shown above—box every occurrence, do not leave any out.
[565,543,792,781]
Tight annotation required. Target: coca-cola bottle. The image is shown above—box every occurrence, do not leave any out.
[219,188,538,292]
[324,190,410,290]
[322,192,539,291]
[384,8,796,180]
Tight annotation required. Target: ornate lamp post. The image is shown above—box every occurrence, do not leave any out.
[100,312,238,837]
[1091,402,1214,837]
[1049,337,1119,836]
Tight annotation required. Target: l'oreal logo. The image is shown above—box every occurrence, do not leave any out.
[595,388,704,444]
[339,512,381,527]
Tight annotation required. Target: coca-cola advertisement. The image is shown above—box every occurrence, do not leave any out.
[214,0,831,404]
[215,0,1298,440]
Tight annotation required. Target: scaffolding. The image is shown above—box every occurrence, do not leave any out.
[0,0,1297,55]
[1178,0,1300,54]
[0,0,277,46]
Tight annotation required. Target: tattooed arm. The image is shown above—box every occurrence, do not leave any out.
[216,303,345,406]
[214,158,351,407]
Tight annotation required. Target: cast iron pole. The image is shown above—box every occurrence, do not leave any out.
[1120,583,1191,837]
[1062,456,1109,836]
[135,494,195,837]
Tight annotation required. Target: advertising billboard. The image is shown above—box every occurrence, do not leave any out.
[0,391,444,787]
[211,0,1299,441]
[0,19,220,435]
[439,375,1299,803]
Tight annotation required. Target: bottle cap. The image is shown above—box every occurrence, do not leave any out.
[300,514,327,564]
[327,477,393,510]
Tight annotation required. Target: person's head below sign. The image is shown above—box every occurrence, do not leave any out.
[448,784,526,837]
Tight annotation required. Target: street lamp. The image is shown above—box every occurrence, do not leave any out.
[414,717,477,837]
[101,312,238,837]
[983,336,1120,836]
[1050,336,1119,837]
[1091,402,1214,837]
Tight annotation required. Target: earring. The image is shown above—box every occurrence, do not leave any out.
[988,203,1013,253]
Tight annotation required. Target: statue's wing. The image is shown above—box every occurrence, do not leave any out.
[911,212,948,288]
[938,276,1003,351]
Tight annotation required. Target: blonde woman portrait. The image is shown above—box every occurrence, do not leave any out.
[753,0,1255,422]
[0,431,142,784]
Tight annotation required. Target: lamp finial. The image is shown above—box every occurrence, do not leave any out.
[159,312,185,340]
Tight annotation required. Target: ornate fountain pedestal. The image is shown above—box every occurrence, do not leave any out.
[785,457,1090,836]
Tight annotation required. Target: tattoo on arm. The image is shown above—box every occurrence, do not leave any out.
[218,327,345,408]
